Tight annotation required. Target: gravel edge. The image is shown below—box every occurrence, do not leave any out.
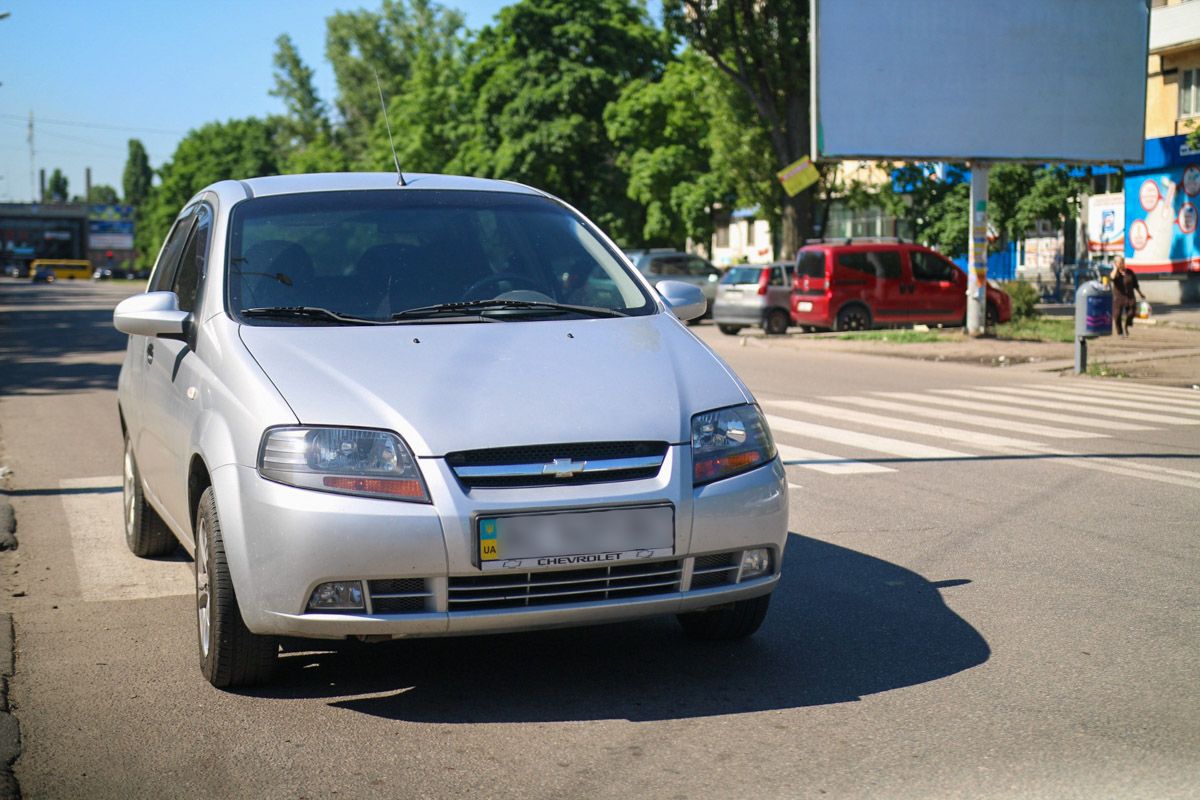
[0,613,19,799]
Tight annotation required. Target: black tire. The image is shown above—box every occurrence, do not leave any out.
[835,304,872,332]
[123,436,177,557]
[195,487,277,688]
[764,308,789,336]
[986,303,998,330]
[717,324,745,336]
[677,593,771,641]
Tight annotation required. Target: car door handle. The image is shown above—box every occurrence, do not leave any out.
[145,342,154,365]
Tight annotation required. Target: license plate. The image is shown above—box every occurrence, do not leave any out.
[797,301,813,312]
[477,504,674,571]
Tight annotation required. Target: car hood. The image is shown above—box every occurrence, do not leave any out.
[238,314,750,456]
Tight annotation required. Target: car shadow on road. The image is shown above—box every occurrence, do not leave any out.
[244,534,990,722]
[0,304,127,395]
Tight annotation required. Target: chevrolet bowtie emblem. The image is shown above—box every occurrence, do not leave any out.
[543,458,586,478]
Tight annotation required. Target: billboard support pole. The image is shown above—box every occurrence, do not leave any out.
[967,162,989,336]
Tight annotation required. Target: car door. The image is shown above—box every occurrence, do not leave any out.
[129,209,195,510]
[836,249,909,322]
[767,263,792,312]
[140,203,212,536]
[685,256,721,304]
[909,248,965,323]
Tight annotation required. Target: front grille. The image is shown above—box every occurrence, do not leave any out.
[447,559,682,611]
[367,578,431,614]
[690,552,740,589]
[447,441,668,489]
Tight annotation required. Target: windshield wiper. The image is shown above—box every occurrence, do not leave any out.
[391,299,627,320]
[241,306,385,325]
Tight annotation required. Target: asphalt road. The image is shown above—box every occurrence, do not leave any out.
[1,279,1197,799]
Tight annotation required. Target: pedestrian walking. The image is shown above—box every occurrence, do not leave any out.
[1110,256,1145,337]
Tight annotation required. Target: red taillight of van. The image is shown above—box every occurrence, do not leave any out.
[757,268,770,296]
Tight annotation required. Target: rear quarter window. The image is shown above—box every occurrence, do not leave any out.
[837,250,902,280]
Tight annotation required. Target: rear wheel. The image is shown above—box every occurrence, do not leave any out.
[123,436,177,557]
[677,593,771,641]
[986,303,998,330]
[717,324,744,336]
[196,487,277,688]
[835,304,872,332]
[764,308,789,336]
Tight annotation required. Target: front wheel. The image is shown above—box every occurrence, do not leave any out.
[677,593,771,641]
[196,487,278,688]
[717,324,745,336]
[123,436,177,557]
[764,308,789,336]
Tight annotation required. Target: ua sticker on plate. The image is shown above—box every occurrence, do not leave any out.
[479,519,499,561]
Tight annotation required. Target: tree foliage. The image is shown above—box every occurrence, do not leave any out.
[271,34,330,147]
[88,184,121,204]
[47,168,68,202]
[123,140,153,207]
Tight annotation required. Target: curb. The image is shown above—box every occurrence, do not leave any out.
[0,502,15,552]
[0,614,18,799]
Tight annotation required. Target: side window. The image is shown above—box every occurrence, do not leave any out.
[687,257,718,278]
[172,205,212,313]
[769,267,786,286]
[653,257,688,276]
[838,251,901,280]
[148,210,195,292]
[911,251,956,282]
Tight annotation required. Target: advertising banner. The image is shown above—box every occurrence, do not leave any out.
[88,204,135,251]
[1126,136,1200,273]
[1087,193,1125,253]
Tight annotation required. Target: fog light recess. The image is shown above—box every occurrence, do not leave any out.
[307,581,365,611]
[739,548,771,580]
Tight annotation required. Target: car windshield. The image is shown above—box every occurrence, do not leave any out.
[226,189,654,323]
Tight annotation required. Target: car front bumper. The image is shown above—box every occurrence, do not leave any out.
[211,450,789,639]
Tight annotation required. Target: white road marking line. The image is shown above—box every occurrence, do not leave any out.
[984,386,1200,417]
[766,399,1043,449]
[876,391,1155,432]
[1045,381,1200,402]
[1049,456,1200,490]
[931,389,1198,426]
[1029,383,1200,409]
[61,476,191,602]
[775,442,895,475]
[831,395,1101,439]
[787,483,804,490]
[764,414,971,460]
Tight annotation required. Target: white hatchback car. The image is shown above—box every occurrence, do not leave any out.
[114,173,788,688]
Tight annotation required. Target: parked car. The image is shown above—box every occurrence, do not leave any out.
[113,173,788,688]
[712,261,795,336]
[624,250,722,321]
[30,266,56,283]
[790,240,1012,331]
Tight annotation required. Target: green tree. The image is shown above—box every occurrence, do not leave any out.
[47,168,68,202]
[271,33,330,146]
[605,51,737,246]
[88,184,120,204]
[122,139,153,207]
[136,118,282,266]
[454,0,669,243]
[325,0,466,161]
[665,0,813,258]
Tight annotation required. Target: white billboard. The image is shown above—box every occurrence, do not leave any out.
[812,0,1149,163]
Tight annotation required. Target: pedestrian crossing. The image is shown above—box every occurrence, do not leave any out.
[764,381,1200,491]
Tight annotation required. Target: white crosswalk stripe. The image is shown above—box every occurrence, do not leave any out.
[833,395,1100,439]
[876,391,1155,432]
[760,381,1200,489]
[983,386,1200,417]
[1040,382,1199,402]
[61,476,191,602]
[931,389,1197,425]
[1024,383,1200,410]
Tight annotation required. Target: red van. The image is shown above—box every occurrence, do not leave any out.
[790,241,1011,331]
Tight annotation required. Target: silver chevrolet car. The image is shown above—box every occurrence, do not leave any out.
[113,173,788,688]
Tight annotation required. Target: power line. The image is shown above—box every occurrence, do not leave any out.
[0,112,185,136]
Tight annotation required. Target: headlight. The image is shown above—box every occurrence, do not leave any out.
[691,404,776,485]
[258,427,429,502]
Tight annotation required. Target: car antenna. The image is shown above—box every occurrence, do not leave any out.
[373,69,407,186]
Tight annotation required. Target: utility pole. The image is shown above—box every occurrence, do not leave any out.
[966,162,989,336]
[27,110,35,202]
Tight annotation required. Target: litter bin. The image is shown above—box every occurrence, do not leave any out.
[1074,280,1112,373]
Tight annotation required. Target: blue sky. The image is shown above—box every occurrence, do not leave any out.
[0,0,511,202]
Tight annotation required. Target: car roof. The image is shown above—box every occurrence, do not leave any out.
[229,172,549,200]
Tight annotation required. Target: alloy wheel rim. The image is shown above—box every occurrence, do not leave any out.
[196,517,211,657]
[123,444,136,537]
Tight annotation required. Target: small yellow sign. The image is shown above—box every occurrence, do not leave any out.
[776,156,820,197]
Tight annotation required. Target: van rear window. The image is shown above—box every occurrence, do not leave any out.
[837,251,902,280]
[795,250,826,278]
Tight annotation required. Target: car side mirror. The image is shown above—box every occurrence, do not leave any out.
[656,280,707,321]
[113,291,190,340]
